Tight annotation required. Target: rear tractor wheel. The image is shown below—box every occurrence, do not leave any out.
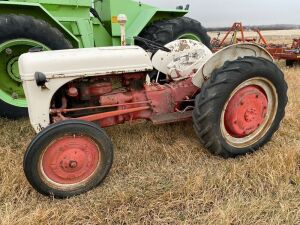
[0,14,72,119]
[193,57,288,158]
[139,17,211,49]
[23,120,113,198]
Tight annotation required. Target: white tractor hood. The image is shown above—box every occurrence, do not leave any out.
[19,46,153,81]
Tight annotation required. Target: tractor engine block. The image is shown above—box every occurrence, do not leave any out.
[51,73,199,127]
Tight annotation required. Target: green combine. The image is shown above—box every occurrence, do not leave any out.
[0,0,211,118]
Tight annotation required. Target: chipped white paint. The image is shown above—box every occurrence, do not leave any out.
[192,43,273,87]
[19,46,153,80]
[19,46,153,132]
[152,39,213,81]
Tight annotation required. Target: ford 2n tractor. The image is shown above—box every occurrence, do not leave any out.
[19,35,288,198]
[0,0,211,119]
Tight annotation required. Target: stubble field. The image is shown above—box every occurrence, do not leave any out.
[0,32,299,225]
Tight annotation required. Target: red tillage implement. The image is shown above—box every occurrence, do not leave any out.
[211,22,300,66]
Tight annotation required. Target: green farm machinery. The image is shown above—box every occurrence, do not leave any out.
[0,0,211,118]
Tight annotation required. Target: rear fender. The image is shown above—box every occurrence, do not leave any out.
[192,43,274,88]
[0,2,80,47]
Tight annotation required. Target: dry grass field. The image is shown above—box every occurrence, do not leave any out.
[0,34,300,225]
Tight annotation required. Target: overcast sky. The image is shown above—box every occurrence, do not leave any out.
[141,0,300,27]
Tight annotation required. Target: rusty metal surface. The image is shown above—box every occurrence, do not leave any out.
[210,22,300,63]
[272,38,300,61]
[211,22,269,51]
[78,106,151,122]
[50,101,151,114]
[50,73,199,128]
[151,111,193,125]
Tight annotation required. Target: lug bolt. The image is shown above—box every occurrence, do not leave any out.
[69,161,78,168]
[5,48,12,55]
[11,92,18,99]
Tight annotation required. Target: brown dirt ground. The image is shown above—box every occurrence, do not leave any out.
[0,36,299,225]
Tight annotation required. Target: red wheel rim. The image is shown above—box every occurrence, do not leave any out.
[224,85,268,138]
[41,135,101,186]
[220,77,278,148]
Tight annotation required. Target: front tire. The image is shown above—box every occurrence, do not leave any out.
[0,14,72,119]
[193,57,288,158]
[24,120,113,198]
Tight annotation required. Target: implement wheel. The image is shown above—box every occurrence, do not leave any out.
[0,14,72,119]
[286,60,295,67]
[193,57,288,158]
[24,120,113,198]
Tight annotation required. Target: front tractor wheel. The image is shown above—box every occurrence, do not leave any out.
[0,14,72,119]
[193,57,288,158]
[24,120,113,198]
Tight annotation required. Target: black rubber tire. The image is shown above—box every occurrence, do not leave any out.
[0,14,72,119]
[192,57,288,158]
[286,60,295,67]
[138,17,211,49]
[23,120,113,198]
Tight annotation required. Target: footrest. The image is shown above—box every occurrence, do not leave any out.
[151,111,193,125]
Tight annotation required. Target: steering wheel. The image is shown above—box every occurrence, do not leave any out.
[134,37,171,53]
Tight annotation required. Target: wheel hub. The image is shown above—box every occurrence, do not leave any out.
[0,39,49,107]
[42,136,100,185]
[224,85,268,138]
[244,108,257,122]
[57,148,87,177]
[7,57,21,82]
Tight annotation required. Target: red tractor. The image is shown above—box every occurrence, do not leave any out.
[19,39,288,198]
